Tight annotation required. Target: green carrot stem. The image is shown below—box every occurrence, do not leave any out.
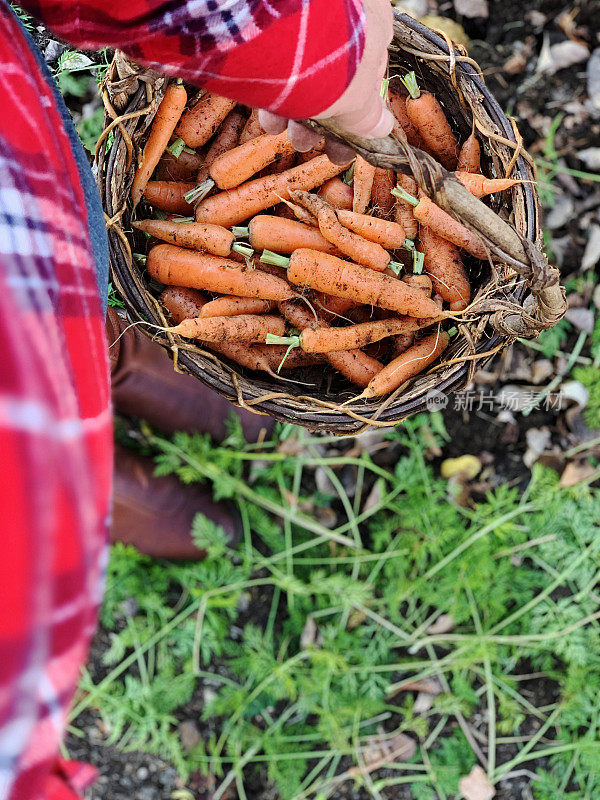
[400,71,421,100]
[184,179,214,204]
[133,253,147,264]
[391,186,419,207]
[380,76,391,101]
[231,226,249,238]
[265,334,301,348]
[388,261,403,276]
[343,162,355,185]
[231,243,254,258]
[260,249,290,268]
[172,216,195,223]
[413,251,424,274]
[176,78,183,85]
[167,137,186,158]
[182,145,196,155]
[403,238,416,251]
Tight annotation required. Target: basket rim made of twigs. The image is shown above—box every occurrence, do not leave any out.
[96,11,566,435]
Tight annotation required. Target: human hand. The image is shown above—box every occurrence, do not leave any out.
[258,0,394,163]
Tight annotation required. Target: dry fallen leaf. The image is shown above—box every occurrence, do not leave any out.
[348,729,417,776]
[459,765,496,800]
[560,461,597,488]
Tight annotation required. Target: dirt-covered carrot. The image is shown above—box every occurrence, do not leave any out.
[268,315,432,353]
[370,168,395,218]
[175,93,236,148]
[387,89,425,148]
[148,244,295,300]
[361,330,450,397]
[318,177,354,210]
[454,171,521,198]
[392,186,488,260]
[278,301,383,387]
[194,109,245,188]
[264,248,441,318]
[457,132,481,173]
[239,109,265,144]
[160,286,207,320]
[316,293,360,317]
[199,296,274,317]
[143,181,196,213]
[133,219,238,257]
[353,155,376,214]
[336,210,407,249]
[168,313,285,343]
[291,191,394,272]
[195,154,347,227]
[256,344,323,370]
[401,72,458,170]
[233,215,337,255]
[361,330,450,398]
[206,130,295,190]
[131,82,187,208]
[402,274,433,295]
[394,174,419,240]
[417,226,471,310]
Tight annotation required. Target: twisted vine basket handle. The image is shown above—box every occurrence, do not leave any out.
[301,117,566,339]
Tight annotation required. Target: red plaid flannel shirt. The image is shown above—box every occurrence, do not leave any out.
[0,1,365,799]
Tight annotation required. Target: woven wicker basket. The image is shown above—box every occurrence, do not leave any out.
[96,12,566,434]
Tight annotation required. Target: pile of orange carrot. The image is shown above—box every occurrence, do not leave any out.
[130,75,520,398]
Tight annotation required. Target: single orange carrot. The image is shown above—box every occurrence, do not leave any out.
[195,108,245,185]
[169,313,285,343]
[454,171,521,198]
[353,155,376,213]
[131,82,188,208]
[362,330,450,397]
[239,109,265,144]
[264,248,441,318]
[336,209,407,249]
[318,177,354,210]
[133,219,236,256]
[291,191,393,272]
[256,344,323,370]
[209,129,296,189]
[387,89,425,148]
[270,315,433,353]
[315,293,360,317]
[370,168,395,218]
[394,174,419,240]
[417,226,471,310]
[457,132,481,173]
[401,72,458,170]
[402,274,433,295]
[143,181,196,214]
[235,214,338,255]
[160,286,207,320]
[148,244,295,300]
[199,296,274,317]
[392,186,488,260]
[278,300,383,387]
[195,154,347,227]
[175,92,236,148]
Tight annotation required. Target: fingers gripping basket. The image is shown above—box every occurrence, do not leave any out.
[96,12,566,435]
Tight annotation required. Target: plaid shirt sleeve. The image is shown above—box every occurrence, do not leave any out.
[0,3,112,800]
[21,0,366,118]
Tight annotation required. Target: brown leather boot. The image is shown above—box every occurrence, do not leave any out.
[107,308,269,558]
[111,444,241,560]
[107,307,273,442]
